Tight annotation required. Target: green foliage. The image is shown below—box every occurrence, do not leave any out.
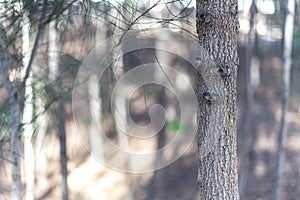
[166,119,189,133]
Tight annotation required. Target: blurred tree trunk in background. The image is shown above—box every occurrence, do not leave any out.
[273,0,295,199]
[115,3,134,199]
[85,9,105,164]
[35,99,48,188]
[22,11,35,200]
[100,13,115,133]
[149,26,171,199]
[2,50,22,200]
[89,72,104,160]
[89,71,104,162]
[239,0,257,198]
[196,0,239,199]
[0,4,22,199]
[49,20,69,200]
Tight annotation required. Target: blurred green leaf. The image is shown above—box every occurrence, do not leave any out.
[166,119,188,133]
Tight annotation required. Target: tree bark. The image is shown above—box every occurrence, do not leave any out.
[196,0,239,199]
[35,98,48,187]
[3,62,22,200]
[0,6,22,200]
[149,26,171,199]
[22,11,35,200]
[57,97,68,200]
[273,0,295,199]
[49,20,69,200]
[88,74,104,161]
[239,1,256,198]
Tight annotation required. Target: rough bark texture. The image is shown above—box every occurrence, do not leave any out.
[196,0,239,199]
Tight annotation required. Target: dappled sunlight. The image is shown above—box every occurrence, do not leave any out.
[254,160,267,177]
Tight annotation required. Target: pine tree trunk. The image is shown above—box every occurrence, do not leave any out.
[35,99,48,187]
[196,0,239,199]
[57,98,68,200]
[4,66,22,200]
[239,1,256,198]
[1,55,22,200]
[1,10,22,200]
[273,0,295,199]
[22,12,35,200]
[8,87,22,200]
[98,11,116,144]
[149,26,171,199]
[88,74,104,161]
[49,21,69,200]
[113,6,133,199]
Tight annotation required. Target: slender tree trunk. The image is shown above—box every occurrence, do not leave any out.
[49,21,69,200]
[3,61,22,200]
[196,0,239,199]
[32,26,49,185]
[88,74,104,161]
[149,26,171,199]
[22,12,35,200]
[1,7,22,199]
[57,97,68,200]
[90,21,103,162]
[9,86,22,200]
[100,13,115,122]
[35,99,48,187]
[273,0,295,199]
[148,86,166,200]
[113,5,132,199]
[239,1,256,198]
[33,26,49,186]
